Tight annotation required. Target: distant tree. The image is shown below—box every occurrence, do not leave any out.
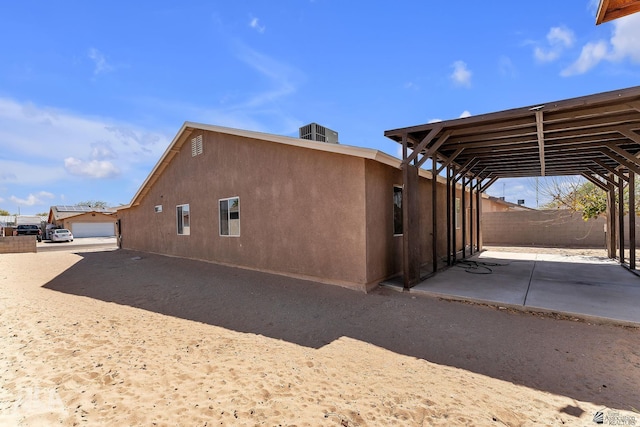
[537,175,639,220]
[36,212,49,216]
[76,200,109,209]
[0,209,9,216]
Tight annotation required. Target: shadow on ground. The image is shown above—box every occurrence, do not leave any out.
[43,249,640,412]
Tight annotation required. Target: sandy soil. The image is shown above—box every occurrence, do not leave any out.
[1,248,639,426]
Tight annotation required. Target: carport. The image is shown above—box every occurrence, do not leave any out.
[384,86,640,290]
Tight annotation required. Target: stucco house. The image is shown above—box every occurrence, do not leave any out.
[47,206,117,238]
[117,122,489,292]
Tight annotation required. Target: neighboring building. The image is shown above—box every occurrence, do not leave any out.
[481,195,536,213]
[16,215,45,225]
[1,215,46,237]
[47,206,117,238]
[117,122,485,292]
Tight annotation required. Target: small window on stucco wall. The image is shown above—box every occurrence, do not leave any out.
[177,204,190,235]
[191,135,203,157]
[393,186,403,236]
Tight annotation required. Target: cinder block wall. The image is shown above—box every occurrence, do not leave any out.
[0,236,37,253]
[483,210,640,247]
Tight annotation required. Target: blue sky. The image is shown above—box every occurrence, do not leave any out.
[1,1,639,214]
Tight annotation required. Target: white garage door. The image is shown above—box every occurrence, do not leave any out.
[71,222,115,238]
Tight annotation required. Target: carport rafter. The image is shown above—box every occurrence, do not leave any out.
[593,159,628,181]
[581,173,609,191]
[600,148,640,176]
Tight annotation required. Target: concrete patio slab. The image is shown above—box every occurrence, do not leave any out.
[406,250,640,326]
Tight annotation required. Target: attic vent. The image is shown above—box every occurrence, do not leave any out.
[191,135,203,157]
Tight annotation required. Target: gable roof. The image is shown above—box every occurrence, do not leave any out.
[124,122,406,208]
[48,205,116,222]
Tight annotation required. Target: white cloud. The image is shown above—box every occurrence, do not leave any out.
[88,48,113,75]
[249,17,265,33]
[90,142,118,160]
[609,13,640,62]
[561,13,640,75]
[404,81,419,90]
[233,42,305,109]
[450,60,472,87]
[498,56,517,78]
[64,157,121,179]
[10,191,54,207]
[534,26,575,63]
[534,46,561,62]
[548,26,575,48]
[0,97,169,184]
[561,41,609,76]
[459,110,472,118]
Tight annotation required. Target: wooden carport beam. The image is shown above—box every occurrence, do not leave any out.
[629,172,636,270]
[416,131,452,168]
[453,158,480,183]
[593,159,629,181]
[606,143,640,169]
[436,147,464,175]
[404,126,443,165]
[481,176,499,192]
[619,128,640,144]
[535,110,546,176]
[600,148,640,175]
[587,167,617,186]
[581,173,609,192]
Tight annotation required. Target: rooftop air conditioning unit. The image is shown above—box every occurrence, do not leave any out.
[299,123,339,144]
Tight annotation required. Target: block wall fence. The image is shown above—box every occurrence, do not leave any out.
[482,210,640,247]
[0,236,37,254]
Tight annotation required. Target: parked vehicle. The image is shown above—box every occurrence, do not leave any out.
[50,229,74,242]
[16,224,42,242]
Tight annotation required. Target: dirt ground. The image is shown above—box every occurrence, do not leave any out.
[1,248,639,426]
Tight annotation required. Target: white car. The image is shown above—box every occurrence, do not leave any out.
[50,229,74,242]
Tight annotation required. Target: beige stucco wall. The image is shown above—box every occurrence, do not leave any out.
[119,130,370,290]
[362,161,480,281]
[363,160,402,284]
[118,128,490,290]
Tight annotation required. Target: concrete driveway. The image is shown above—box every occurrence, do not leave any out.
[408,250,640,326]
[37,236,118,253]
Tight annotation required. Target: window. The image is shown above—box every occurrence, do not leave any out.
[191,135,203,157]
[155,205,163,213]
[455,198,461,229]
[393,186,403,236]
[177,204,190,235]
[219,197,240,236]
